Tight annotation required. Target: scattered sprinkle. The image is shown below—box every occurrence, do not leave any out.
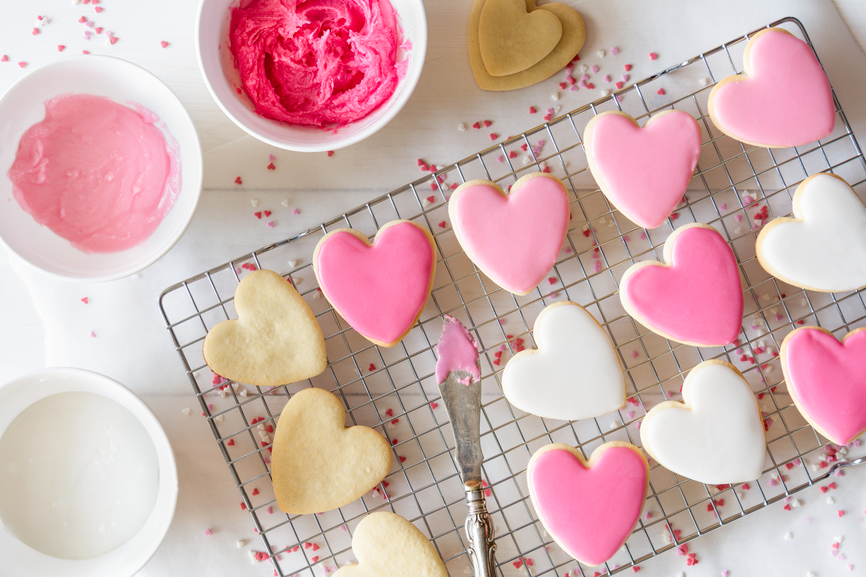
[292,208,300,215]
[489,133,498,141]
[18,62,27,68]
[657,88,666,95]
[457,123,467,131]
[596,50,605,58]
[161,40,170,48]
[204,528,213,536]
[649,52,658,60]
[89,330,96,338]
[234,176,243,185]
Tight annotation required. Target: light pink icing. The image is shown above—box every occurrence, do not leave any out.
[783,328,866,445]
[711,29,835,147]
[315,222,434,345]
[621,226,742,346]
[8,93,180,254]
[435,315,480,385]
[529,446,647,566]
[450,176,569,294]
[588,111,701,229]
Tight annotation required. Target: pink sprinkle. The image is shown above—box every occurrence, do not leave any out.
[32,28,40,35]
[89,331,96,338]
[79,16,87,23]
[81,297,89,304]
[615,81,624,89]
[621,74,630,82]
[95,27,103,34]
[649,52,658,60]
[0,55,6,62]
[593,260,602,273]
[591,65,599,73]
[627,411,635,419]
[269,154,276,162]
[735,214,743,222]
[292,208,300,215]
[110,36,118,44]
[18,61,26,68]
[632,350,639,358]
[204,528,213,536]
[604,75,611,83]
[838,510,845,517]
[720,203,727,210]
[489,133,498,141]
[267,221,275,228]
[611,47,619,54]
[95,6,103,12]
[657,88,665,95]
[161,40,169,48]
[81,50,89,54]
[267,506,274,514]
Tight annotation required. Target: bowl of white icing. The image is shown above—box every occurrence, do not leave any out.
[0,368,177,577]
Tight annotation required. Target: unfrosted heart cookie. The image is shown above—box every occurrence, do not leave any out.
[479,0,562,77]
[469,0,586,91]
[449,173,570,295]
[272,388,391,514]
[503,301,625,420]
[781,326,866,445]
[708,28,835,148]
[756,173,866,292]
[202,269,327,387]
[334,512,448,577]
[585,110,702,229]
[619,224,743,347]
[640,360,766,485]
[528,442,648,566]
[313,220,436,347]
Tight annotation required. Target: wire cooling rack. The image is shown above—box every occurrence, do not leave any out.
[160,16,866,577]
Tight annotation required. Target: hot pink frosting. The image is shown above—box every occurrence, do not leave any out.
[783,328,866,445]
[8,94,180,254]
[229,0,401,128]
[315,221,434,345]
[450,175,570,294]
[529,446,647,566]
[435,315,480,386]
[588,111,701,229]
[711,29,835,147]
[621,226,743,346]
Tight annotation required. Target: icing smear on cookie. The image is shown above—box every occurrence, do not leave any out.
[435,315,480,386]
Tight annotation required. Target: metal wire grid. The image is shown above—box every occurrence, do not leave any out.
[160,16,866,577]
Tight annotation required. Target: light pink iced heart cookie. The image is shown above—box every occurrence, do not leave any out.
[449,173,570,295]
[781,327,866,445]
[619,224,743,347]
[584,110,701,229]
[708,28,835,148]
[313,220,436,347]
[527,442,648,566]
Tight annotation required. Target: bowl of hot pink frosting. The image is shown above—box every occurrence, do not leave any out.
[197,0,427,152]
[0,56,202,282]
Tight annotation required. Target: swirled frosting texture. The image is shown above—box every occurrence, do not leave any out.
[229,0,401,127]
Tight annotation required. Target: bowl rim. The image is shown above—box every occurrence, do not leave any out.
[0,54,203,284]
[194,0,428,152]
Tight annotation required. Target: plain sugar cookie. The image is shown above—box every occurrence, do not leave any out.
[202,269,327,387]
[334,512,448,577]
[478,0,562,77]
[272,388,392,515]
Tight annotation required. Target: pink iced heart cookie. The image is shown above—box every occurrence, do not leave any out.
[313,220,436,347]
[585,110,701,229]
[527,442,648,566]
[781,327,866,445]
[708,28,835,148]
[620,224,743,346]
[449,173,570,295]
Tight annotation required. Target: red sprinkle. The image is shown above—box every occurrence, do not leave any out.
[267,162,275,170]
[161,41,169,48]
[624,64,633,71]
[489,133,498,141]
[311,556,319,563]
[252,488,260,496]
[430,402,438,409]
[18,62,26,68]
[529,106,537,114]
[81,297,89,304]
[240,502,247,510]
[472,121,481,129]
[483,120,492,127]
[368,363,376,371]
[438,221,447,228]
[254,212,262,219]
[399,455,406,462]
[327,150,334,157]
[633,567,640,573]
[110,37,119,46]
[657,88,666,95]
[95,27,102,34]
[227,439,235,446]
[426,195,435,203]
[392,439,398,445]
[615,81,624,89]
[649,53,658,60]
[234,176,242,185]
[95,6,104,12]
[32,28,40,36]
[548,277,556,285]
[79,16,87,23]
[838,510,845,517]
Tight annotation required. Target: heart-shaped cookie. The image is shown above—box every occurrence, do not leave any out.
[585,111,702,229]
[528,442,648,566]
[619,224,743,347]
[503,301,625,420]
[708,28,835,148]
[781,327,866,446]
[479,0,562,77]
[333,512,448,577]
[272,387,392,514]
[202,269,327,387]
[313,220,436,347]
[756,173,866,292]
[640,360,766,485]
[469,0,586,91]
[449,173,570,295]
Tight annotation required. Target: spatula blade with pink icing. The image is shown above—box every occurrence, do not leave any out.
[527,442,648,567]
[585,110,701,229]
[619,224,743,347]
[781,327,866,446]
[448,173,570,295]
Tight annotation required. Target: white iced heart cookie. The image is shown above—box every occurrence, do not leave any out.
[756,173,866,292]
[334,512,448,577]
[639,360,766,485]
[502,301,625,420]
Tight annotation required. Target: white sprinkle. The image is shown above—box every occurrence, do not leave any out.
[257,424,266,431]
[131,273,140,279]
[836,535,844,543]
[237,540,246,548]
[806,572,816,577]
[288,259,299,267]
[811,464,819,472]
[313,291,322,300]
[182,407,191,416]
[35,17,48,27]
[599,217,607,224]
[766,365,775,374]
[294,277,303,284]
[387,423,396,430]
[251,199,259,207]
[609,421,618,430]
[580,64,588,74]
[676,573,685,577]
[248,551,258,559]
[281,199,289,207]
[231,383,240,392]
[522,155,532,165]
[457,123,467,132]
[551,92,560,101]
[699,78,709,87]
[71,0,80,4]
[784,532,793,540]
[601,89,610,97]
[218,388,229,397]
[214,414,224,423]
[240,389,249,397]
[423,198,432,207]
[737,492,744,499]
[553,105,562,113]
[827,496,835,504]
[463,567,473,575]
[597,50,605,58]
[791,499,801,508]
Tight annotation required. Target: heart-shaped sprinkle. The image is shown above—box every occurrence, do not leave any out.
[160,40,169,48]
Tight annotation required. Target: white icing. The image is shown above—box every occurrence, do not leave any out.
[759,174,866,291]
[640,362,766,484]
[502,301,625,420]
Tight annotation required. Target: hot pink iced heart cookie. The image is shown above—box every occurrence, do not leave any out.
[620,224,743,346]
[781,327,866,445]
[708,28,835,148]
[313,220,436,347]
[585,110,701,229]
[449,173,570,295]
[528,442,648,566]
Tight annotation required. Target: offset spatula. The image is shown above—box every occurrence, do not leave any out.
[435,315,497,577]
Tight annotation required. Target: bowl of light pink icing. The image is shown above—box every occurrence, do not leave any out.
[197,0,427,152]
[0,56,202,282]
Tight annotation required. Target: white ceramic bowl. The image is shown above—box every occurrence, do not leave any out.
[0,367,178,577]
[0,56,203,282]
[196,0,427,152]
